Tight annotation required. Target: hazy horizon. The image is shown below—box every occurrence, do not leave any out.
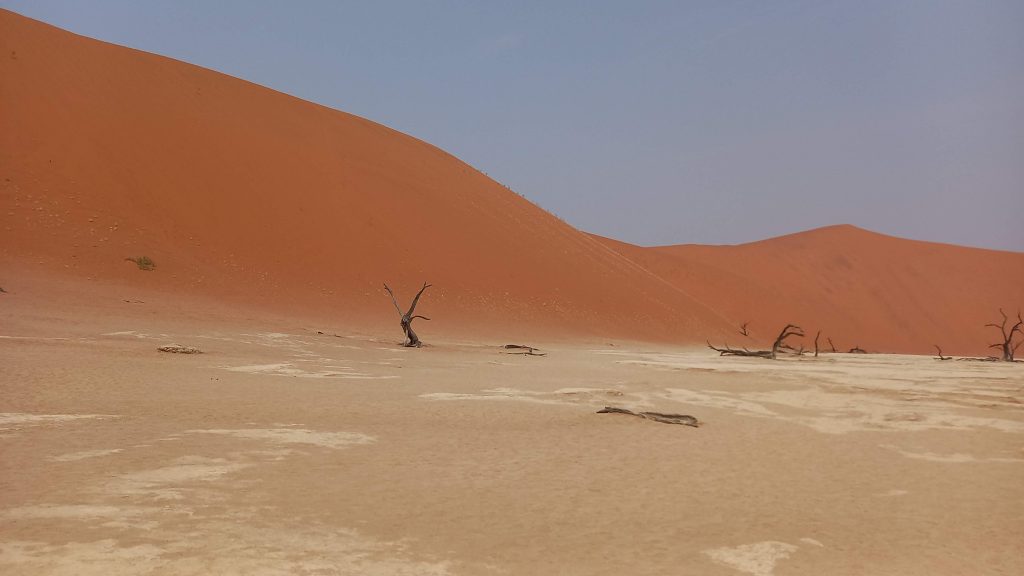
[3,1,1021,251]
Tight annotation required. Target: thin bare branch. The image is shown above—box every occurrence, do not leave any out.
[407,282,432,316]
[382,283,403,316]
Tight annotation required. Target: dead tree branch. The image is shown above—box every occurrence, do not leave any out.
[827,337,837,353]
[707,341,773,358]
[708,323,804,360]
[383,281,432,347]
[986,308,1024,362]
[814,330,821,357]
[771,324,804,359]
[848,346,867,354]
[503,344,546,356]
[739,321,750,337]
[597,406,700,427]
[933,345,951,361]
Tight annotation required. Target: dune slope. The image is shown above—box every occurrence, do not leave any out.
[0,9,728,342]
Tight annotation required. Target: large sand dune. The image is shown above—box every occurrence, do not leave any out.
[2,8,1022,352]
[593,226,1024,355]
[0,9,727,343]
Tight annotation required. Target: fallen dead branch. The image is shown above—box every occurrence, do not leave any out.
[597,407,699,427]
[706,341,772,358]
[503,344,546,356]
[933,345,952,361]
[707,323,804,360]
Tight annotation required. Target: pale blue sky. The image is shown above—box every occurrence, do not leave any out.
[4,1,1022,250]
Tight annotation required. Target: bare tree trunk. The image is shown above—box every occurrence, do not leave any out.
[770,324,804,359]
[384,282,432,347]
[827,337,837,353]
[814,330,821,357]
[986,308,1023,362]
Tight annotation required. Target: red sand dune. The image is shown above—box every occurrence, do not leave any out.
[593,226,1024,355]
[2,9,1022,353]
[0,9,729,342]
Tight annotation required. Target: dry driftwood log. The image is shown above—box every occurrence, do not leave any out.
[986,308,1023,362]
[384,281,431,347]
[597,407,700,427]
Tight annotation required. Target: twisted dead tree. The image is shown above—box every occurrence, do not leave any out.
[708,323,804,360]
[986,308,1023,362]
[933,345,952,361]
[383,282,432,347]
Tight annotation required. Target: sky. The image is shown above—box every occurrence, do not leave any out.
[3,0,1022,251]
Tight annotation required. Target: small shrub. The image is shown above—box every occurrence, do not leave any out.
[126,256,155,271]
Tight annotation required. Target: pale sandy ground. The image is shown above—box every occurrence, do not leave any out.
[2,314,1023,575]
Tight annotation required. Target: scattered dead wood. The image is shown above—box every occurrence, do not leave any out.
[933,345,952,361]
[848,346,867,354]
[956,356,1001,362]
[708,323,804,360]
[597,407,700,427]
[157,344,202,354]
[986,308,1023,362]
[739,321,750,337]
[706,341,772,358]
[384,281,432,347]
[503,344,546,356]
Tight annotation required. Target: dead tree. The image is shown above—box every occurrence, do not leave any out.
[383,282,432,347]
[986,308,1023,362]
[708,323,804,360]
[827,337,837,353]
[933,345,952,361]
[849,346,867,354]
[770,324,804,359]
[814,330,821,357]
[739,321,750,337]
